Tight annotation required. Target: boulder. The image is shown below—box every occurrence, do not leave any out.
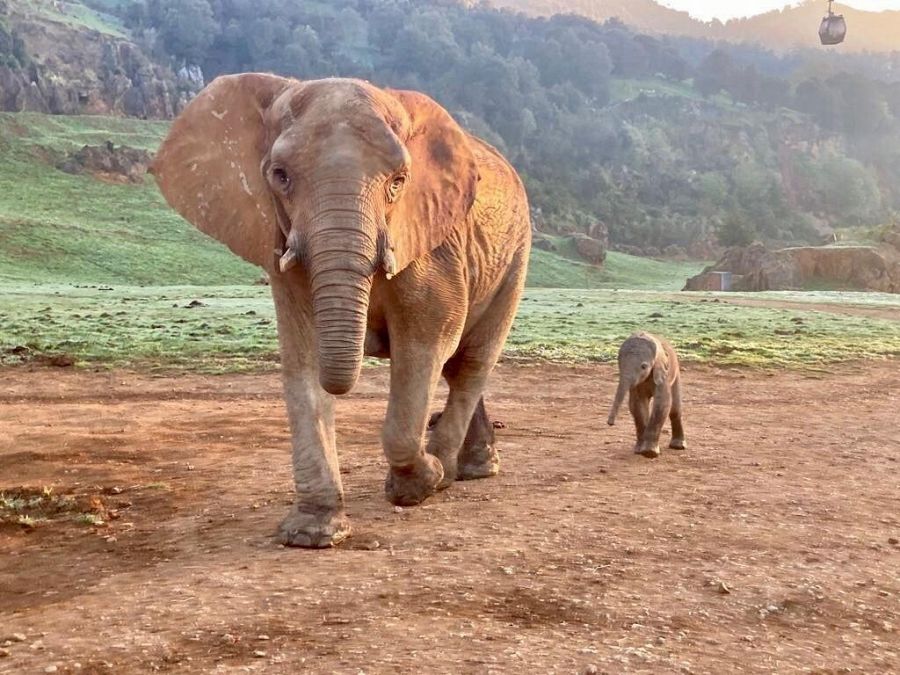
[568,233,607,265]
[532,234,557,252]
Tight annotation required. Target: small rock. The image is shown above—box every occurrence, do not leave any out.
[253,650,267,658]
[45,666,58,673]
[583,666,599,675]
[716,581,731,595]
[393,506,403,514]
[258,635,270,641]
[10,634,26,643]
[0,648,9,657]
[888,537,899,546]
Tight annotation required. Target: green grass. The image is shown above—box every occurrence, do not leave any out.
[1,284,897,372]
[1,110,897,373]
[528,234,706,290]
[610,77,702,103]
[506,289,900,367]
[0,113,259,286]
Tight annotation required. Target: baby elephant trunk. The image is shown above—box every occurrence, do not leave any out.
[607,379,628,426]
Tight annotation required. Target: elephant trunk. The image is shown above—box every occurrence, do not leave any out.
[306,208,378,396]
[607,378,629,426]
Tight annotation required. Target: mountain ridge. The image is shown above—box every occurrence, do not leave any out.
[486,0,900,52]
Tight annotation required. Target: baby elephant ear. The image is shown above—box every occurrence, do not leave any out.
[386,89,479,273]
[151,73,292,270]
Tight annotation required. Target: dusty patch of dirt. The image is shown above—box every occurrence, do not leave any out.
[1,362,898,673]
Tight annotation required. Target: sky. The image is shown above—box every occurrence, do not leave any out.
[659,1,900,21]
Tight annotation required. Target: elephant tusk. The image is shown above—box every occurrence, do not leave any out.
[279,248,299,273]
[383,247,398,280]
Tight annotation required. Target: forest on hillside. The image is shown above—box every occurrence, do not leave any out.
[12,0,900,251]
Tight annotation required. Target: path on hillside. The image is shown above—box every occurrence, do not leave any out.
[1,362,898,673]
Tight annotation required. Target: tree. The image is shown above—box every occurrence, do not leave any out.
[157,0,217,64]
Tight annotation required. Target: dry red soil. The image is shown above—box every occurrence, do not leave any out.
[1,361,898,674]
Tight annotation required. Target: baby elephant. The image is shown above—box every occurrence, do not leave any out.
[607,331,686,458]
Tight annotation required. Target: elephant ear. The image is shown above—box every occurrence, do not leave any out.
[150,73,292,270]
[386,89,479,272]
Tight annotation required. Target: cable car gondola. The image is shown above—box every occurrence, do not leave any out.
[819,0,847,46]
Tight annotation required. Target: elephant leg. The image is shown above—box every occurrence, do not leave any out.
[429,271,523,483]
[629,391,649,442]
[456,396,498,481]
[427,355,495,486]
[669,377,686,450]
[637,379,671,459]
[382,342,447,507]
[270,274,350,548]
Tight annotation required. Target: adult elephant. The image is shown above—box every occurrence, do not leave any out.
[151,74,531,548]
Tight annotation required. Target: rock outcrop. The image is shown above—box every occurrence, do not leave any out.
[57,142,152,183]
[0,1,196,118]
[684,231,900,293]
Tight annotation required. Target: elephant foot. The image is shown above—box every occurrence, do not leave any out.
[634,443,661,459]
[669,438,686,450]
[385,454,444,506]
[277,507,351,549]
[430,452,458,490]
[456,442,500,481]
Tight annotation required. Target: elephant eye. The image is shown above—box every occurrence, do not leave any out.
[272,167,291,191]
[386,173,407,203]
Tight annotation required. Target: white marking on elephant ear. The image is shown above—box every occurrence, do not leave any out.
[153,73,293,270]
[239,172,253,196]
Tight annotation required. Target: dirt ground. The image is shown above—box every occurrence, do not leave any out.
[1,360,898,674]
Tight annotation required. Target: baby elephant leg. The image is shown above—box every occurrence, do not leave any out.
[636,375,671,459]
[629,392,658,457]
[668,377,686,450]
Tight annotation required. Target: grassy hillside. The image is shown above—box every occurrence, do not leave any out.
[8,0,128,38]
[0,113,258,285]
[0,111,702,289]
[527,249,703,290]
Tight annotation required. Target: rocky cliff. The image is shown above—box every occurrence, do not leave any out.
[0,0,197,118]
